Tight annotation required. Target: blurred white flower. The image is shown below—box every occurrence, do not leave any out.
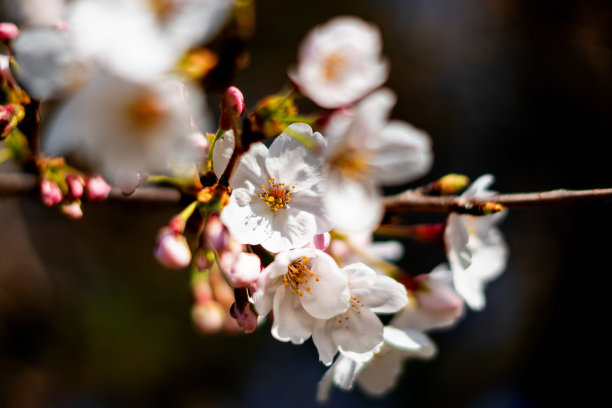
[220,123,333,253]
[317,326,435,402]
[43,73,206,180]
[323,88,433,232]
[253,248,350,344]
[444,174,509,310]
[290,16,388,109]
[312,262,408,365]
[13,26,92,99]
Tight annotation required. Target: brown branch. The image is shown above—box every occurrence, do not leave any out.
[383,188,612,215]
[3,171,612,211]
[0,172,181,203]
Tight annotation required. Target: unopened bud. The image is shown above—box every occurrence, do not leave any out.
[193,279,213,304]
[0,103,23,137]
[65,174,85,199]
[86,175,112,201]
[40,179,63,207]
[225,252,261,288]
[220,86,246,129]
[482,202,504,215]
[424,174,470,196]
[154,228,192,269]
[0,23,20,43]
[192,301,225,334]
[61,201,83,219]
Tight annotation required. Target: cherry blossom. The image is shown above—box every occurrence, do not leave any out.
[444,175,509,310]
[252,248,350,345]
[43,73,206,180]
[323,88,433,232]
[219,123,333,253]
[290,16,388,109]
[312,262,408,365]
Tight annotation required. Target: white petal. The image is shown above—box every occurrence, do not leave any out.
[212,130,234,178]
[262,208,318,252]
[343,263,376,292]
[332,354,363,390]
[367,121,433,186]
[221,192,273,245]
[316,366,335,403]
[299,251,350,319]
[368,240,404,261]
[312,320,340,366]
[271,286,315,344]
[324,175,383,233]
[229,142,269,192]
[355,347,406,396]
[334,307,384,355]
[383,327,430,351]
[462,174,496,198]
[266,123,325,188]
[356,274,408,314]
[445,213,472,270]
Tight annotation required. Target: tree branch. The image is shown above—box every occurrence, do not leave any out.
[0,172,181,203]
[383,188,612,214]
[3,172,612,211]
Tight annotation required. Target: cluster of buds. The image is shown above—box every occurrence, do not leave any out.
[39,168,112,219]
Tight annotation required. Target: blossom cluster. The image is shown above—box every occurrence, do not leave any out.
[0,1,509,403]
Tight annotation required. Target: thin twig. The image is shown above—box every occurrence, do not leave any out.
[3,172,612,211]
[383,188,612,214]
[0,172,181,203]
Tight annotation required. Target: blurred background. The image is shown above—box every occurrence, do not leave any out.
[1,0,611,407]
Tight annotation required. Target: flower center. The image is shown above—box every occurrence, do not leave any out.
[329,149,370,181]
[126,91,168,132]
[336,295,365,324]
[149,0,175,22]
[283,256,319,297]
[322,52,347,82]
[258,178,295,212]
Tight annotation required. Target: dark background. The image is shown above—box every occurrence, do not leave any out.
[2,0,612,407]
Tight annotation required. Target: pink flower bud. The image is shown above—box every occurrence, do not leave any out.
[204,213,229,250]
[225,252,261,288]
[40,179,63,207]
[86,175,112,201]
[65,174,85,199]
[230,301,258,334]
[61,201,83,219]
[192,302,225,334]
[220,86,245,129]
[154,228,192,269]
[193,279,213,304]
[0,23,20,42]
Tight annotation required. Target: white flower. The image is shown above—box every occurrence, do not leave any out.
[317,267,463,401]
[317,326,435,402]
[43,73,206,180]
[289,16,388,109]
[13,27,92,99]
[312,263,408,365]
[219,123,333,253]
[323,88,433,232]
[444,174,509,310]
[253,248,350,344]
[394,266,465,332]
